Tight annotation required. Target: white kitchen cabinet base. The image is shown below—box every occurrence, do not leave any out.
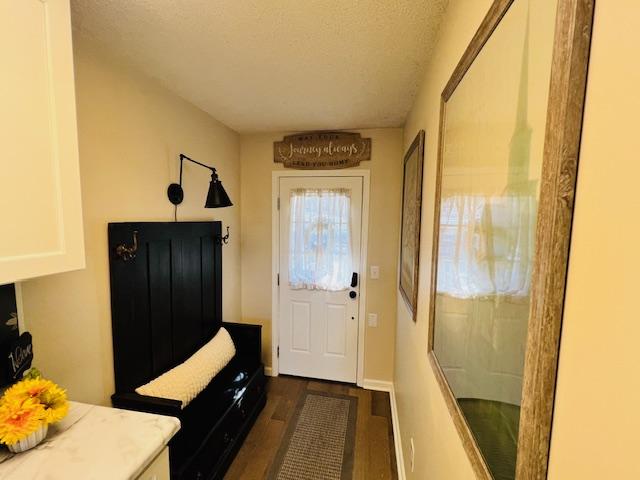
[137,447,170,480]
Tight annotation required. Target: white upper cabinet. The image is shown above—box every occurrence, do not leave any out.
[0,0,85,284]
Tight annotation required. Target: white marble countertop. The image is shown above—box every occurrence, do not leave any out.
[0,401,180,479]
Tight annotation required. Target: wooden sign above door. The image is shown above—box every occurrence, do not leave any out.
[274,132,371,169]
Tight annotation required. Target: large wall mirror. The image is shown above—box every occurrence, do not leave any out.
[427,0,593,479]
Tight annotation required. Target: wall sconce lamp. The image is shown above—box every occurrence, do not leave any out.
[167,153,233,209]
[167,153,232,244]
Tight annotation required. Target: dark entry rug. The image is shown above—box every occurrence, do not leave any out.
[267,390,358,480]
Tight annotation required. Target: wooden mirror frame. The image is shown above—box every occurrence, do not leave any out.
[426,0,594,478]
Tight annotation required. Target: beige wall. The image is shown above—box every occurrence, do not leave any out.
[397,0,640,479]
[395,1,493,477]
[547,1,640,477]
[240,129,403,381]
[20,38,241,406]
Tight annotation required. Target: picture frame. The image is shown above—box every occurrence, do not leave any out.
[399,130,425,321]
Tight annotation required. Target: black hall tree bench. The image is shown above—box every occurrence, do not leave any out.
[107,222,267,480]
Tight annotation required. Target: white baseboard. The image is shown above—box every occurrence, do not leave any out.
[363,379,406,479]
[264,366,273,376]
[362,378,393,392]
[389,384,407,480]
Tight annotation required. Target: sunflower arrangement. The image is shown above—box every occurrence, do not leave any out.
[0,369,68,447]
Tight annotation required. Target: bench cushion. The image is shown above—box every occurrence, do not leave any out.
[135,327,236,408]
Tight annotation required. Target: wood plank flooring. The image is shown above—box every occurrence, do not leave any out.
[225,375,398,480]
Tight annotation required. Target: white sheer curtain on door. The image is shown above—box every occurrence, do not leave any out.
[289,188,353,291]
[437,193,536,298]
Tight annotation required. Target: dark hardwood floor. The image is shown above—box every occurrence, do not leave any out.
[224,375,398,480]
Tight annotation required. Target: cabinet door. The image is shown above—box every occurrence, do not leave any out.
[137,447,170,480]
[0,0,85,284]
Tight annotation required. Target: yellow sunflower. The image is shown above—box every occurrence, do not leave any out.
[3,378,69,424]
[0,397,45,445]
[39,384,69,424]
[4,378,51,400]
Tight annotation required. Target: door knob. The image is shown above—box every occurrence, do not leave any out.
[349,291,357,299]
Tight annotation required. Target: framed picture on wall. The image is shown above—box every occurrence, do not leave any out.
[399,130,425,321]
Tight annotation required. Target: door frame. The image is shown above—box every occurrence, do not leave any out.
[271,170,370,387]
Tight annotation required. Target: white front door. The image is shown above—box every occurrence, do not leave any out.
[278,176,363,383]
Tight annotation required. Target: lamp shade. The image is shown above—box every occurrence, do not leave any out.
[205,173,233,208]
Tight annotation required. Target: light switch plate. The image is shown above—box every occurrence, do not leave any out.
[368,313,378,327]
[370,265,380,279]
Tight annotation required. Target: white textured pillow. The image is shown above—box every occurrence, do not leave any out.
[135,327,236,408]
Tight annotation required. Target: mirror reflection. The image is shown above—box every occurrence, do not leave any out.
[432,1,557,478]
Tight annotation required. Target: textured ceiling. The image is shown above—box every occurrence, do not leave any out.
[71,0,448,133]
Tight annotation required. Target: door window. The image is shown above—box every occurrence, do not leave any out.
[288,188,352,291]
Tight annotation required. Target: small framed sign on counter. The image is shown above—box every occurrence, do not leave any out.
[7,332,33,383]
[0,284,23,386]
